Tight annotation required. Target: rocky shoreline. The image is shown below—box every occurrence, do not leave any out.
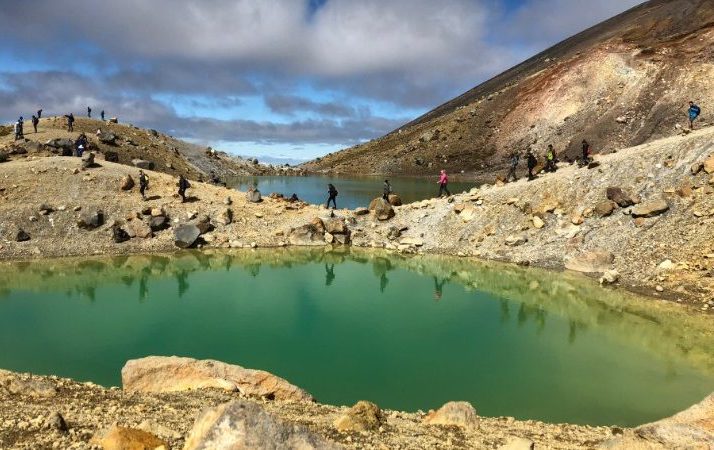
[2,356,711,450]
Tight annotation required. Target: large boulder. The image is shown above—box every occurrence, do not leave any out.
[334,401,385,432]
[81,152,95,169]
[45,138,73,152]
[77,210,104,230]
[373,198,395,221]
[121,356,313,402]
[127,219,153,239]
[131,159,154,170]
[631,197,669,218]
[184,400,337,450]
[606,187,636,207]
[564,250,614,274]
[97,131,118,145]
[423,401,479,430]
[246,189,262,203]
[120,175,135,191]
[324,219,348,235]
[148,216,169,232]
[599,393,714,449]
[288,224,325,246]
[174,224,201,248]
[387,194,403,206]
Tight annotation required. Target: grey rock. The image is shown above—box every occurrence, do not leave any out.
[174,224,201,248]
[104,151,119,162]
[247,189,262,203]
[81,152,96,168]
[184,400,338,450]
[149,216,170,231]
[606,187,636,207]
[15,229,30,242]
[77,210,104,230]
[132,159,154,170]
[97,132,118,145]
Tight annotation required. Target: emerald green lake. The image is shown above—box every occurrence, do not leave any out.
[0,249,712,427]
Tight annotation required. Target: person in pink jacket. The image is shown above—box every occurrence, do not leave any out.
[437,169,451,197]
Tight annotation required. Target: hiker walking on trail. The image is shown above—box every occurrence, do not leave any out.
[688,101,701,130]
[526,149,537,180]
[64,113,74,132]
[581,140,592,166]
[437,170,451,197]
[31,115,39,133]
[36,109,42,119]
[383,179,392,200]
[14,117,24,140]
[177,175,191,203]
[506,152,520,182]
[326,183,338,209]
[100,110,105,121]
[545,144,557,173]
[87,107,92,118]
[139,170,149,200]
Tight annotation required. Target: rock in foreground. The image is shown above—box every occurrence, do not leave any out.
[121,356,313,402]
[184,400,338,450]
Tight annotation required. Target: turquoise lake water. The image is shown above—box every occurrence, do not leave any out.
[228,175,473,209]
[0,249,712,427]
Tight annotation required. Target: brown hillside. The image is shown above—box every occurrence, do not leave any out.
[304,0,714,179]
[0,116,279,182]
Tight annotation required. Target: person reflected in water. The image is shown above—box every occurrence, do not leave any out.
[176,271,190,298]
[325,263,335,286]
[499,299,511,323]
[379,272,388,293]
[139,274,149,302]
[433,276,448,301]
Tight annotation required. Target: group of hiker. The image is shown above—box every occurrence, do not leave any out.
[12,107,110,139]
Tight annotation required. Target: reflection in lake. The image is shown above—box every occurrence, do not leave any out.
[0,248,712,427]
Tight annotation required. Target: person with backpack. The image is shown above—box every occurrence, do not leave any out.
[65,113,74,132]
[506,152,520,182]
[101,110,105,121]
[545,144,557,173]
[139,170,149,200]
[14,117,24,140]
[36,109,42,119]
[31,115,39,133]
[87,106,92,118]
[382,179,392,200]
[437,169,451,197]
[581,140,591,166]
[688,101,701,130]
[75,133,88,156]
[526,149,538,180]
[178,175,191,203]
[326,183,338,209]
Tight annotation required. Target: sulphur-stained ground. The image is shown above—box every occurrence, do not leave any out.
[0,368,614,450]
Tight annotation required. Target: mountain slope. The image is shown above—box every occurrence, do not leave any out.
[303,0,714,178]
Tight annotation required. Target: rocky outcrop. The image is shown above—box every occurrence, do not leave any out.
[600,393,714,449]
[184,400,338,450]
[121,356,313,402]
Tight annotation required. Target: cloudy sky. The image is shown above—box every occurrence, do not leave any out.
[0,0,642,162]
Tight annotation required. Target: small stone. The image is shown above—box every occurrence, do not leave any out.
[656,285,664,292]
[48,412,68,433]
[498,437,535,450]
[532,216,545,229]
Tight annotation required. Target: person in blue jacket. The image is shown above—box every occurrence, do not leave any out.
[689,101,701,130]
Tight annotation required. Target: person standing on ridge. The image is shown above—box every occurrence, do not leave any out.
[87,106,92,118]
[545,144,557,173]
[688,101,701,130]
[31,115,39,133]
[581,140,591,166]
[383,179,392,200]
[326,183,338,209]
[437,169,451,197]
[100,110,105,121]
[177,175,190,203]
[506,152,520,182]
[65,113,74,132]
[14,118,23,140]
[526,149,537,180]
[139,170,149,200]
